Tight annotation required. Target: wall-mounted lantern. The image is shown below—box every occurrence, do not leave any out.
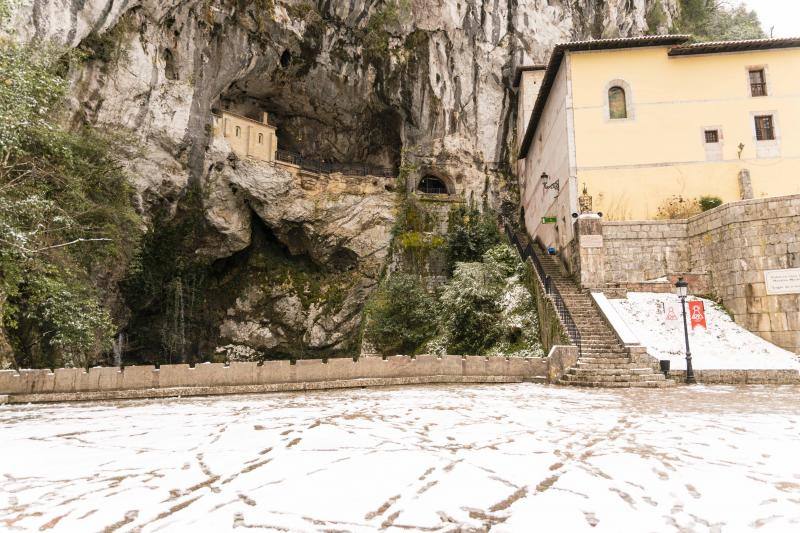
[541,172,560,193]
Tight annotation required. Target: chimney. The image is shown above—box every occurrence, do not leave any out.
[261,112,270,126]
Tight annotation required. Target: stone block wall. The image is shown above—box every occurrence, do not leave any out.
[578,195,800,353]
[0,354,563,403]
[685,196,800,351]
[668,369,800,385]
[602,220,689,283]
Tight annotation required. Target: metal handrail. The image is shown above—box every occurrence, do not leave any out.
[547,280,582,353]
[275,149,395,177]
[505,224,581,354]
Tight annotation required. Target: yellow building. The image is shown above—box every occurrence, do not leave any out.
[516,35,800,250]
[213,111,277,162]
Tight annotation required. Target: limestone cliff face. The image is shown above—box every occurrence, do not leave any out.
[6,0,678,360]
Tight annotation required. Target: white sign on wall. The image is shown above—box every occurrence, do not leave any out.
[764,268,800,295]
[580,235,604,248]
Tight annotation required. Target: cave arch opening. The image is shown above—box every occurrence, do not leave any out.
[417,175,450,195]
[214,56,404,172]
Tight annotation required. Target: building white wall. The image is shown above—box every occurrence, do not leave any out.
[516,69,546,152]
[520,58,577,251]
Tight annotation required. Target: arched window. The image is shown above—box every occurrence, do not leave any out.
[608,86,627,119]
[235,126,241,137]
[258,133,264,144]
[418,175,448,194]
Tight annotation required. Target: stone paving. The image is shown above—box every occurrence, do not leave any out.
[1,384,799,532]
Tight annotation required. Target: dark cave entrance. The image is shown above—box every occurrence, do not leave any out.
[216,71,404,170]
[417,175,450,195]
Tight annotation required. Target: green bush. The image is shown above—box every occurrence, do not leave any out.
[445,203,500,273]
[436,246,541,357]
[646,2,668,34]
[0,41,141,368]
[439,262,505,355]
[698,195,723,212]
[482,243,520,278]
[676,0,765,41]
[363,273,436,355]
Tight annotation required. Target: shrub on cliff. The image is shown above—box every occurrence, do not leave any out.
[0,42,140,368]
[363,273,436,355]
[444,203,500,273]
[438,262,505,355]
[436,244,542,357]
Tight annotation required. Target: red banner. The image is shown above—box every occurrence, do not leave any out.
[688,301,707,330]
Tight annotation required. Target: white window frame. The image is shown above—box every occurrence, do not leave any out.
[701,126,724,161]
[750,111,780,159]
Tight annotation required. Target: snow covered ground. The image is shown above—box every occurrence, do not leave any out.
[610,292,800,370]
[2,384,800,532]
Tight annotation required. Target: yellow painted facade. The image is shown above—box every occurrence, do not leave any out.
[569,45,800,219]
[213,111,277,162]
[518,40,800,247]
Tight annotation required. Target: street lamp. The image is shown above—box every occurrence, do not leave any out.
[675,277,696,384]
[540,172,560,193]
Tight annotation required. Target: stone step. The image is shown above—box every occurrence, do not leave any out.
[522,241,678,390]
[578,357,632,363]
[558,380,676,388]
[576,361,640,369]
[569,367,657,376]
[577,357,634,363]
[562,373,666,383]
[578,355,632,361]
[581,345,626,350]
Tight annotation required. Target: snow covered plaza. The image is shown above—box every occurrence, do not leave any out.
[2,384,799,532]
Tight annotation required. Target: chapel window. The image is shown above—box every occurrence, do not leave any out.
[608,86,627,119]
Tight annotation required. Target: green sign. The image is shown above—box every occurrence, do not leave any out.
[541,216,557,224]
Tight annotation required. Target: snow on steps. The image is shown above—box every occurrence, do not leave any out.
[528,245,674,389]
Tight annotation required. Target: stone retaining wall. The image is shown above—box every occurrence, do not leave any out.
[0,354,561,404]
[575,195,800,353]
[667,369,800,385]
[602,220,689,284]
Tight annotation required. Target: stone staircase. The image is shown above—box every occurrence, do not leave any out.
[527,242,675,388]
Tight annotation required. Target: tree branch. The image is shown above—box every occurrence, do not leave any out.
[34,238,113,252]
